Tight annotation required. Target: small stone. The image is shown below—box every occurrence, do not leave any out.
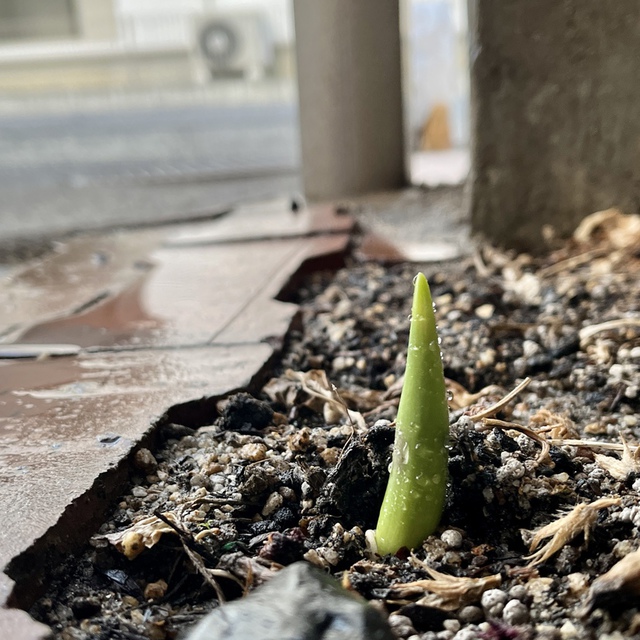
[502,599,529,625]
[131,486,147,498]
[523,339,543,358]
[262,492,284,516]
[279,486,296,501]
[122,595,139,607]
[205,462,225,475]
[560,620,579,639]
[535,624,561,640]
[508,584,527,601]
[458,606,483,624]
[475,303,495,319]
[185,562,394,640]
[190,473,208,488]
[144,579,168,600]
[383,373,396,388]
[481,589,508,617]
[288,428,311,452]
[443,619,461,633]
[440,529,463,549]
[332,355,355,371]
[239,443,268,461]
[134,448,157,474]
[387,614,417,637]
[477,348,496,367]
[453,630,480,640]
[319,447,340,466]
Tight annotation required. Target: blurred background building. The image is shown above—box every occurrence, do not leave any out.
[0,0,469,244]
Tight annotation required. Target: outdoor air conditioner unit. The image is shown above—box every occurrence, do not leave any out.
[192,11,274,81]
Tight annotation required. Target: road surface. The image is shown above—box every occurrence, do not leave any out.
[0,98,301,245]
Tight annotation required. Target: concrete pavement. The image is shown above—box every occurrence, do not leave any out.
[0,199,352,638]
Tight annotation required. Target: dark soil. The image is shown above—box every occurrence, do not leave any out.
[31,214,640,640]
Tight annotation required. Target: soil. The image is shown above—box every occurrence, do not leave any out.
[31,211,640,640]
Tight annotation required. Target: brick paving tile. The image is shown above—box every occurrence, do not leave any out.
[0,205,352,636]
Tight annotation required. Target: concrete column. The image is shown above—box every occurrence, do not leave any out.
[293,0,406,201]
[74,0,116,41]
[469,0,640,252]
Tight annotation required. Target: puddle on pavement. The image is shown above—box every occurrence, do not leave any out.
[14,274,161,349]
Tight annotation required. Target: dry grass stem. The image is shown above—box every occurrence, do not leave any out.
[538,248,608,277]
[579,318,640,346]
[525,496,621,567]
[548,439,634,452]
[479,418,551,464]
[469,377,531,422]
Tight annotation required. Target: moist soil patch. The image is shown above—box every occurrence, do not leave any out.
[30,214,640,640]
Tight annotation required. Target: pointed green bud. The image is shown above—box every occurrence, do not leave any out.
[375,272,449,555]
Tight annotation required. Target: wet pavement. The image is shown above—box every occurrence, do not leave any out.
[0,200,352,638]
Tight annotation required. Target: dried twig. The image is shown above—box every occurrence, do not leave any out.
[479,418,551,465]
[537,248,608,277]
[579,318,640,346]
[469,377,531,422]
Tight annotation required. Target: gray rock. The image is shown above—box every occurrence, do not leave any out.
[185,561,394,640]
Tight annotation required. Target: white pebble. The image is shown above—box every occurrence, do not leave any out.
[475,303,495,319]
[131,486,147,498]
[443,619,461,632]
[560,620,579,638]
[522,340,542,358]
[481,589,508,617]
[508,584,527,601]
[502,599,529,625]
[453,630,480,640]
[441,529,463,549]
[458,605,483,623]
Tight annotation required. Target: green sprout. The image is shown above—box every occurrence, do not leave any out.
[375,272,449,555]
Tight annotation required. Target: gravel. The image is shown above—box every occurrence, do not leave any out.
[31,214,640,639]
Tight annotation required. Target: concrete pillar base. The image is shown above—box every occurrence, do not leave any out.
[469,0,640,252]
[293,0,406,201]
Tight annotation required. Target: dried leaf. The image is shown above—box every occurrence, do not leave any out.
[445,378,504,411]
[525,497,621,567]
[530,409,579,440]
[264,369,366,429]
[594,436,640,481]
[390,557,501,610]
[573,208,640,249]
[104,513,179,559]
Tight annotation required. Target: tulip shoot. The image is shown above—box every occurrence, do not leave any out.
[375,272,449,555]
